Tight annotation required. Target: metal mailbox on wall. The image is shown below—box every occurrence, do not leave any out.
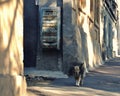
[40,7,61,50]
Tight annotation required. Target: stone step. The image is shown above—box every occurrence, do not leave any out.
[24,67,68,79]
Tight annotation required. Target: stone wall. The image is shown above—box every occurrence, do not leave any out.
[0,0,26,96]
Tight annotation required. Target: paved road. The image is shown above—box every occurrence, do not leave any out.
[27,57,120,96]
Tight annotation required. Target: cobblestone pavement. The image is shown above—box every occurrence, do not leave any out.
[27,57,120,96]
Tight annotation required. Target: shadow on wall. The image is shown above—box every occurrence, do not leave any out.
[24,0,59,67]
[62,1,76,73]
[24,0,38,67]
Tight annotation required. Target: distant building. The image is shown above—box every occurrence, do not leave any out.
[102,0,118,59]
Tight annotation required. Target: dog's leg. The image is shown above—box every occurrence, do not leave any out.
[79,63,86,86]
[80,75,84,86]
[75,77,80,87]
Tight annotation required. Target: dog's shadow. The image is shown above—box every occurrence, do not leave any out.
[51,77,77,87]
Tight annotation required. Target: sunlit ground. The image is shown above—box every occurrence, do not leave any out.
[27,83,120,96]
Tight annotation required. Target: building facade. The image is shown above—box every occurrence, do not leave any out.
[101,0,118,60]
[24,0,119,74]
[116,0,120,54]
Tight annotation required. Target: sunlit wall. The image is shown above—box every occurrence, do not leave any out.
[0,0,23,76]
[70,0,103,70]
[0,0,26,96]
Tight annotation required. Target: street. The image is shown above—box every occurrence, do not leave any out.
[27,57,120,96]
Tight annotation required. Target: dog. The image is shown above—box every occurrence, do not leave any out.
[68,62,86,87]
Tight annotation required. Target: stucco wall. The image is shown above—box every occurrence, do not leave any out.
[0,0,26,96]
[62,0,103,73]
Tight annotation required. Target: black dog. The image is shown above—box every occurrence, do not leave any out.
[68,62,86,87]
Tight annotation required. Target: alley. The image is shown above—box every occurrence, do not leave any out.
[27,57,120,96]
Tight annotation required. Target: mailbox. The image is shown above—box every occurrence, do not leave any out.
[40,7,61,50]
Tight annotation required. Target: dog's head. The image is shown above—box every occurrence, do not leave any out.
[73,65,80,79]
[68,62,85,86]
[68,62,84,77]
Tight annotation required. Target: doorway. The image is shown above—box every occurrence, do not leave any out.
[24,0,38,67]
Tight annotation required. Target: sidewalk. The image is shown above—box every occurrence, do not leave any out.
[25,67,68,79]
[27,57,120,96]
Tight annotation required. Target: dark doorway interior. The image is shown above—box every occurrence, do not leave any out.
[24,0,38,67]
